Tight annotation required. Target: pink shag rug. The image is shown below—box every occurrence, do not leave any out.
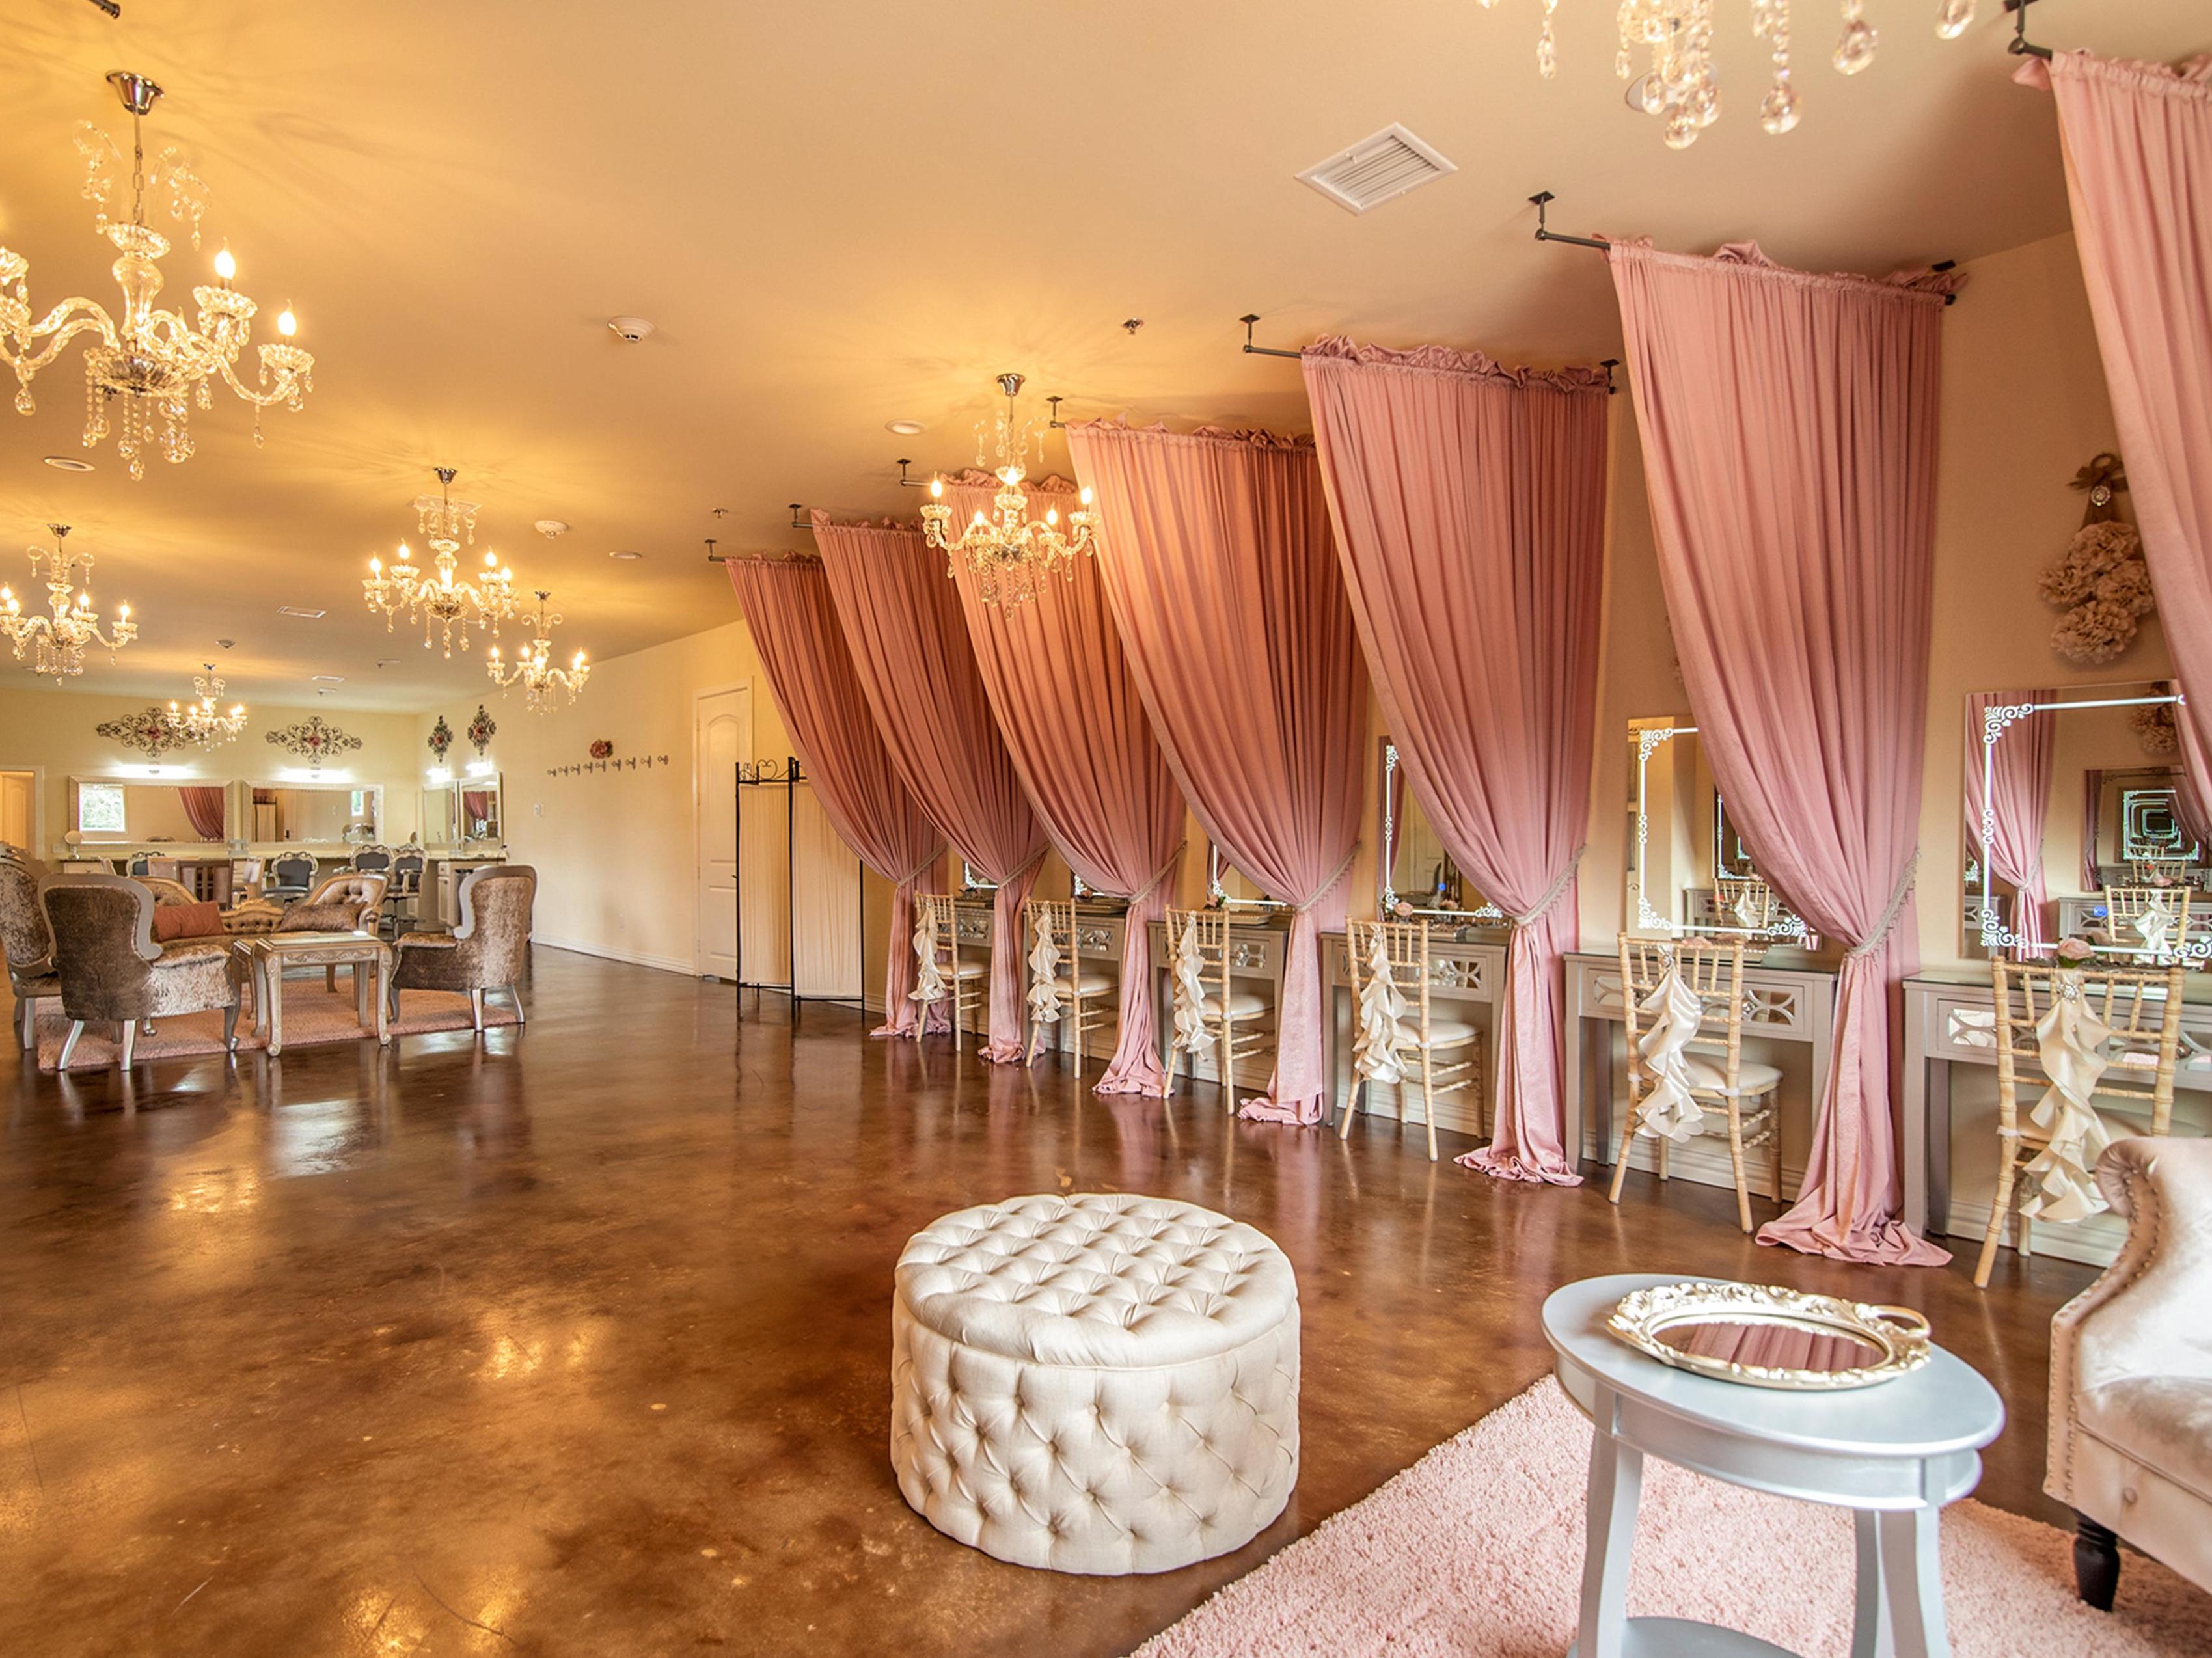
[34,983,518,1070]
[1134,1379,2210,1658]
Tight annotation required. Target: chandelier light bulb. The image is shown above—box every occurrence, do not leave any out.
[277,305,298,338]
[213,243,236,280]
[929,476,944,499]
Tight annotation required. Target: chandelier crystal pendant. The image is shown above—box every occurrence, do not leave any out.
[486,590,589,713]
[1481,1,1969,148]
[0,72,314,480]
[0,523,136,678]
[167,660,248,748]
[919,372,1099,608]
[362,467,519,657]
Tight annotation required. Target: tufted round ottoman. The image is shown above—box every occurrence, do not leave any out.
[890,1192,1300,1575]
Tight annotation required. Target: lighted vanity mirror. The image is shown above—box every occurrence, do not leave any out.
[424,777,502,845]
[67,778,230,845]
[1625,718,1814,945]
[1379,739,1502,926]
[251,783,382,845]
[1966,681,2207,962]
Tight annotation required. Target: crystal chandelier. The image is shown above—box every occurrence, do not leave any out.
[1481,1,1972,148]
[487,590,590,713]
[362,467,519,656]
[0,72,314,479]
[167,661,248,748]
[0,524,136,678]
[920,373,1099,608]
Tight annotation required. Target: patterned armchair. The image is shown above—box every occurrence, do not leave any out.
[388,865,535,1030]
[280,873,388,934]
[1,848,62,1049]
[38,873,239,1068]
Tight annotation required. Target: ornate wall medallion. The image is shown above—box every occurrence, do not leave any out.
[467,703,497,756]
[96,705,188,761]
[427,714,453,762]
[264,715,363,773]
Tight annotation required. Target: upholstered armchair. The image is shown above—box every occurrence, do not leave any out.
[388,865,534,1030]
[1,849,62,1048]
[38,873,239,1068]
[2047,1136,2212,1609]
[280,873,388,934]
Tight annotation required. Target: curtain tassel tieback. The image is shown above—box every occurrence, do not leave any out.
[1846,852,1921,960]
[1291,845,1361,914]
[892,845,949,888]
[1119,842,1186,908]
[1504,847,1587,929]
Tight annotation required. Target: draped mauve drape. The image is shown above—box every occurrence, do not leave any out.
[725,555,947,1034]
[810,513,1048,1060]
[942,472,1184,1094]
[2022,52,2212,768]
[1610,239,1954,1266]
[1302,337,1609,1184]
[179,785,225,841]
[1964,690,2055,959]
[1065,420,1367,1125]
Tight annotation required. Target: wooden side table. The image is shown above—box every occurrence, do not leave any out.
[235,931,392,1057]
[1543,1274,2004,1658]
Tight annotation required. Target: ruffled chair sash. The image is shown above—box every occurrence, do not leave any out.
[2022,968,2115,1221]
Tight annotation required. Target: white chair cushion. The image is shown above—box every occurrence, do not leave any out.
[891,1193,1299,1576]
[1382,1016,1477,1050]
[1682,1048,1783,1097]
[1194,989,1266,1019]
[1050,971,1117,996]
[947,960,988,979]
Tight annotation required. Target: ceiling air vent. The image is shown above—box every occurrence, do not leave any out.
[1296,123,1457,215]
[276,605,326,619]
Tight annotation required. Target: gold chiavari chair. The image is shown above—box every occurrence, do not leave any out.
[1611,935,1782,1234]
[1338,918,1481,1163]
[1979,958,2187,1289]
[1162,907,1268,1108]
[1022,897,1117,1078]
[1714,873,1775,932]
[2103,886,2196,963]
[2129,856,2194,887]
[911,893,986,1052]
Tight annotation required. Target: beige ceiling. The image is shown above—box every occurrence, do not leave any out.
[1,0,2202,711]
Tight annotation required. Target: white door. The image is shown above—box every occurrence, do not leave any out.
[694,687,749,979]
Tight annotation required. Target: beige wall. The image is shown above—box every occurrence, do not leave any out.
[0,683,424,855]
[416,618,791,975]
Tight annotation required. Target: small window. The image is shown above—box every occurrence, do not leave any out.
[77,782,126,836]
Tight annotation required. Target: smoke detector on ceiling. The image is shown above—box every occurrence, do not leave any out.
[886,419,925,436]
[610,549,644,561]
[607,316,656,343]
[43,455,94,472]
[535,519,570,537]
[1296,123,1457,215]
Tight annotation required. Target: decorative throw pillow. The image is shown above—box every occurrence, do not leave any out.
[279,901,365,933]
[152,901,224,942]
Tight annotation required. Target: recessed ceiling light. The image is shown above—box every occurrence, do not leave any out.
[42,455,94,472]
[610,549,644,561]
[276,605,327,619]
[607,316,655,343]
[535,519,570,537]
[885,419,926,436]
[311,674,345,684]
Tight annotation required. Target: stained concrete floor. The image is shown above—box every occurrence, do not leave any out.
[1,949,2097,1657]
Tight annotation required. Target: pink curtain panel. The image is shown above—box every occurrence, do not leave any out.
[726,556,946,1035]
[810,513,1048,1061]
[942,472,1186,1095]
[2023,52,2212,766]
[1611,238,1958,1267]
[1065,420,1367,1125]
[1304,337,1609,1185]
[179,785,226,842]
[1963,691,2055,958]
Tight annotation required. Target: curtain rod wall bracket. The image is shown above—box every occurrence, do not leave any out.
[705,537,727,565]
[1530,191,1609,252]
[1238,314,1302,360]
[789,504,808,530]
[2004,0,2053,61]
[895,458,931,489]
[1047,394,1066,429]
[1600,358,1620,396]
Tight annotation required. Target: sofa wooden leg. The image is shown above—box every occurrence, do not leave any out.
[59,1020,84,1068]
[2073,1512,2120,1611]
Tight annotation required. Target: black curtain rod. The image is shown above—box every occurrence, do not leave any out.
[2006,0,2053,61]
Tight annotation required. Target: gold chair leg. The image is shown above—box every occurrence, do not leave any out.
[2017,1212,2034,1260]
[1768,1096,1784,1203]
[1723,1096,1752,1234]
[1419,1048,1438,1163]
[1217,1018,1235,1113]
[1974,1152,2019,1290]
[1607,1106,1641,1206]
[1656,1129,1671,1183]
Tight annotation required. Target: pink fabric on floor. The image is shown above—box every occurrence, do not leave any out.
[2023,51,2212,783]
[810,515,1048,1061]
[941,471,1184,1094]
[726,556,946,1034]
[1134,1376,2212,1658]
[1304,336,1609,1185]
[1065,420,1367,1126]
[1965,691,2056,958]
[1610,238,1956,1267]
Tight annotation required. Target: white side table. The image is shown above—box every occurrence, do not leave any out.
[1543,1275,2004,1658]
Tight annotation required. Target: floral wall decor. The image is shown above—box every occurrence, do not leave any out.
[588,739,613,760]
[264,714,363,772]
[96,705,189,761]
[467,703,497,757]
[427,714,453,762]
[2133,696,2180,757]
[2038,453,2153,666]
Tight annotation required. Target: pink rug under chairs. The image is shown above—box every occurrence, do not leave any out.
[33,985,518,1071]
[1134,1379,2209,1658]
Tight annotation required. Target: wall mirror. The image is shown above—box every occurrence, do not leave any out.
[250,783,383,845]
[1205,844,1282,912]
[1625,718,1814,945]
[67,778,230,845]
[1378,740,1502,925]
[1968,681,2206,962]
[423,776,502,845]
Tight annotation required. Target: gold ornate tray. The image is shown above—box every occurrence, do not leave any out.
[1607,1281,1932,1391]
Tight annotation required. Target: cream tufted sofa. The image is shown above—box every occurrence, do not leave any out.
[891,1192,1299,1575]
